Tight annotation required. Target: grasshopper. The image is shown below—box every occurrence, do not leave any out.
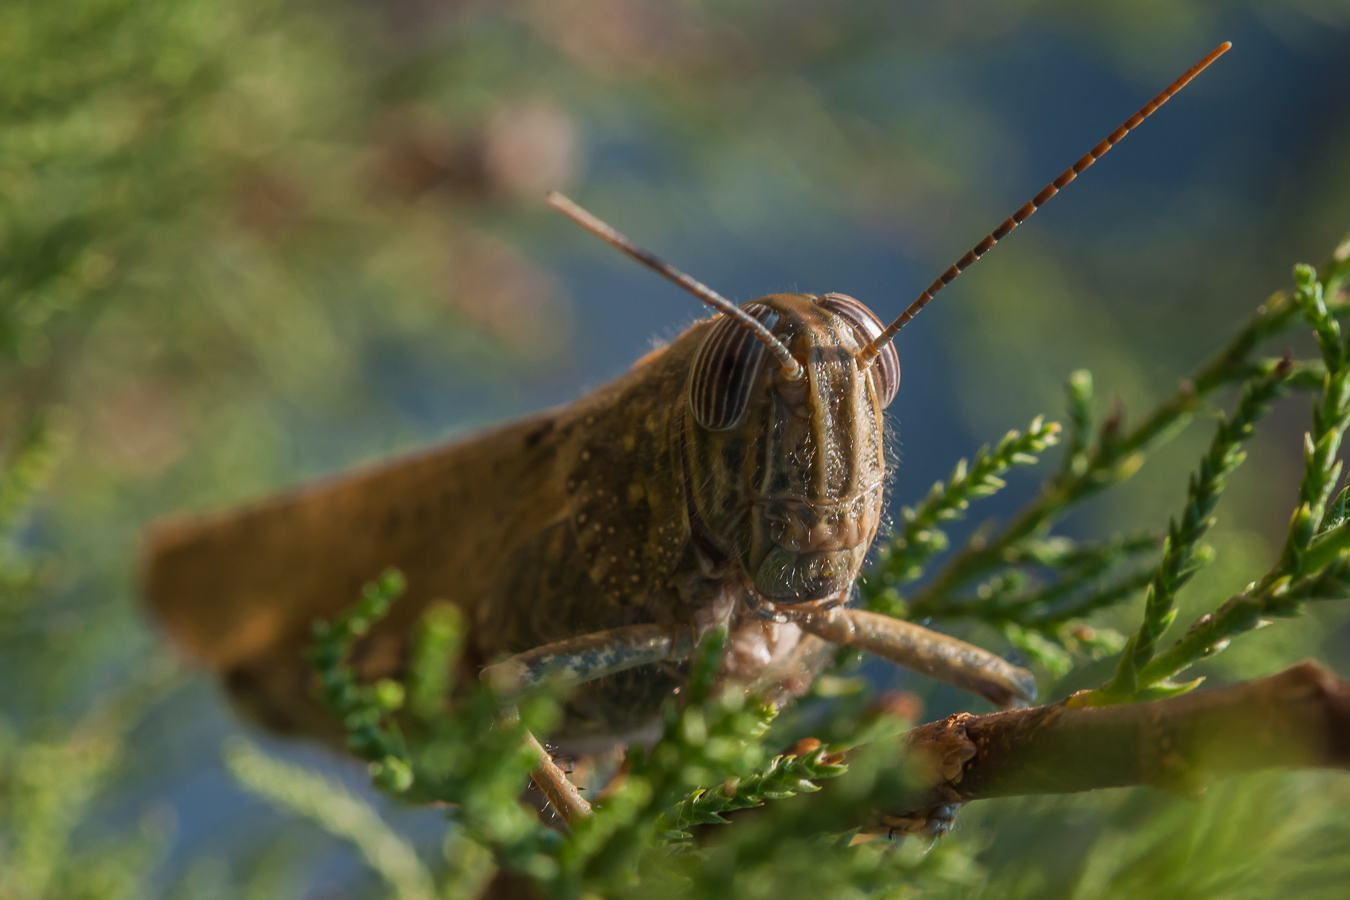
[144,44,1230,821]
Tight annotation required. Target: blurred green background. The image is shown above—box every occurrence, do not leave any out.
[2,0,1350,897]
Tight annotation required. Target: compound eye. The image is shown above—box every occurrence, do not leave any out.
[688,302,779,431]
[817,293,900,408]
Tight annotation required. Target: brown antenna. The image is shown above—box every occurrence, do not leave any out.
[547,192,805,380]
[858,41,1232,367]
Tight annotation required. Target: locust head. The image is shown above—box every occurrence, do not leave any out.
[682,293,900,611]
[543,195,922,616]
[540,189,1052,615]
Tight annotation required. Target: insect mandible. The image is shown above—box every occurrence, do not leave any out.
[144,44,1231,821]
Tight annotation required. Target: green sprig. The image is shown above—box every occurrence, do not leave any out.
[667,746,849,838]
[1002,531,1160,571]
[1028,568,1155,628]
[1093,358,1292,701]
[865,415,1061,613]
[560,630,778,890]
[1267,265,1350,581]
[305,568,413,792]
[913,532,1159,625]
[913,291,1312,608]
[1060,368,1095,477]
[1081,257,1350,699]
[1137,553,1350,688]
[297,573,561,882]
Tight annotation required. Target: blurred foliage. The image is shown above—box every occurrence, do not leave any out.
[2,0,1350,897]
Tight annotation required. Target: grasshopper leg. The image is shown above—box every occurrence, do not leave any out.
[797,607,1035,708]
[482,624,697,823]
[524,731,593,823]
[483,624,696,698]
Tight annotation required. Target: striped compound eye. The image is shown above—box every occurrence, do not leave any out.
[688,302,780,431]
[817,293,900,408]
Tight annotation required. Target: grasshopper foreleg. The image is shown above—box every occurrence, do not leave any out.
[797,607,1035,708]
[523,730,594,823]
[483,624,696,698]
[483,624,697,824]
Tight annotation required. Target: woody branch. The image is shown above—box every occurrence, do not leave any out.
[883,661,1350,823]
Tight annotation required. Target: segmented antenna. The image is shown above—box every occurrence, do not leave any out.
[546,193,805,380]
[857,41,1232,367]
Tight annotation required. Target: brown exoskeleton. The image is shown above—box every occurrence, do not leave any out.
[144,44,1230,821]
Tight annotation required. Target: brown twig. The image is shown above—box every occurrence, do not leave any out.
[876,661,1350,832]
